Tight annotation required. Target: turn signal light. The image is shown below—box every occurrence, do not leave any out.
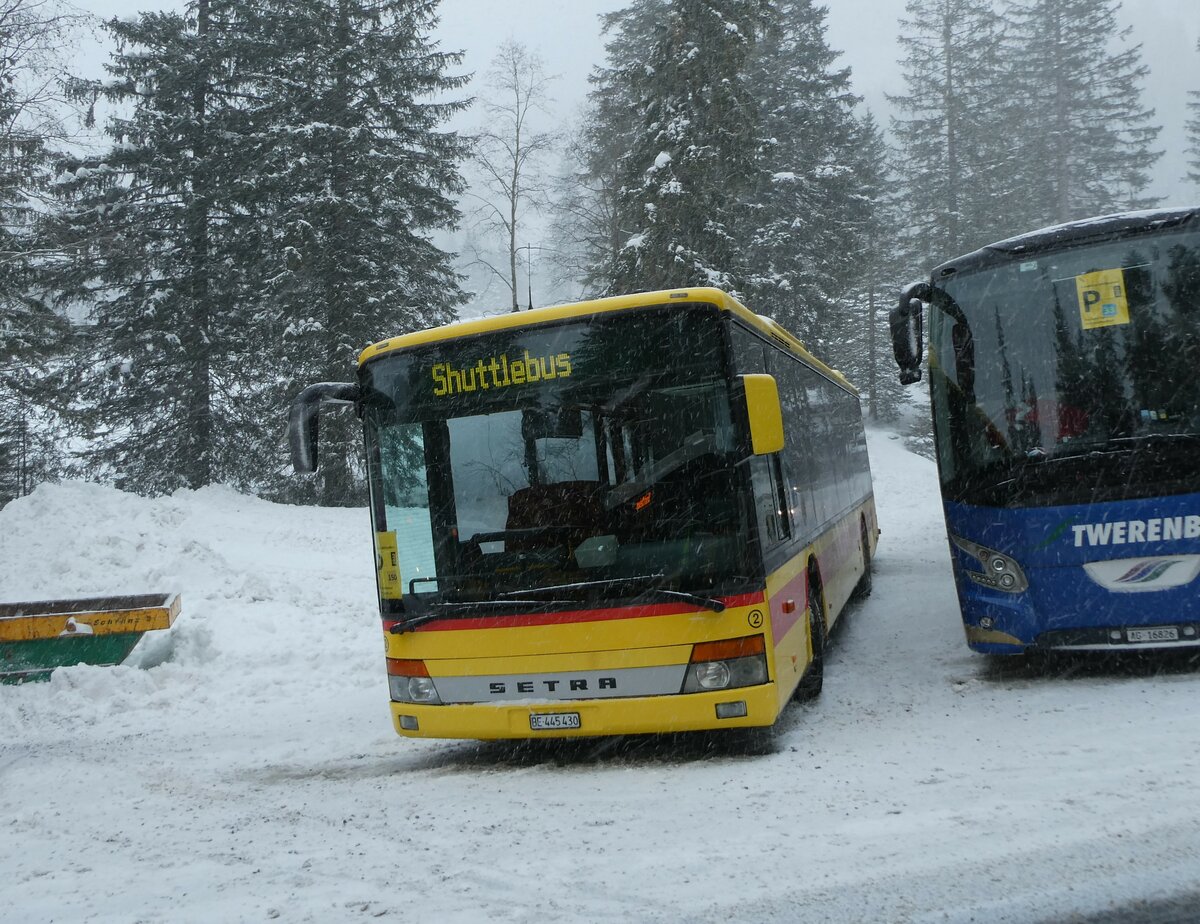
[690,634,765,662]
[386,658,429,677]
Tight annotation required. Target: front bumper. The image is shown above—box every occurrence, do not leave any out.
[389,682,780,740]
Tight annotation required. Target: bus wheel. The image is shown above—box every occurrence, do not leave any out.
[793,580,825,701]
[851,519,873,600]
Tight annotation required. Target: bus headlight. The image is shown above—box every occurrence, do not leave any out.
[950,534,1029,594]
[694,661,732,689]
[407,677,439,702]
[386,658,443,704]
[682,635,769,693]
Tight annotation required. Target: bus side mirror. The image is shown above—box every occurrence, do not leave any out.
[890,283,928,385]
[739,374,784,455]
[288,382,359,473]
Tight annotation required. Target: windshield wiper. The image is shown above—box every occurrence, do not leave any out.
[498,576,726,613]
[1107,433,1200,447]
[634,587,728,612]
[1021,447,1113,466]
[1023,432,1200,466]
[389,612,449,634]
[389,599,572,634]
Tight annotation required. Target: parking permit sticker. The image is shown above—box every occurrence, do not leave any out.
[1076,268,1130,330]
[375,531,401,599]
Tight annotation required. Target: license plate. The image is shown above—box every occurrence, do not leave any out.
[1126,626,1179,643]
[529,712,581,731]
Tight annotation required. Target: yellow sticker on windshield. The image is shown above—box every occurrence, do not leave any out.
[376,531,402,600]
[1076,269,1130,330]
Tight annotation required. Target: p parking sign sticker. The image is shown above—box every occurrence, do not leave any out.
[1076,268,1130,330]
[375,531,401,600]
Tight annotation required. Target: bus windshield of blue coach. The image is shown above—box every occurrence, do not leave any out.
[929,229,1200,503]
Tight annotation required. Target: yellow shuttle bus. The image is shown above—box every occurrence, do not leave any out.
[289,288,877,739]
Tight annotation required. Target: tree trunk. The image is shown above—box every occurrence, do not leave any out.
[186,0,213,488]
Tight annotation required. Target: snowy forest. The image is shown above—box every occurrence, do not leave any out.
[0,0,1191,508]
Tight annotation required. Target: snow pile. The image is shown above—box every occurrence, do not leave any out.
[2,430,1199,923]
[0,482,379,688]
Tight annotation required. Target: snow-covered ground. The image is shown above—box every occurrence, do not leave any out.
[3,429,1199,923]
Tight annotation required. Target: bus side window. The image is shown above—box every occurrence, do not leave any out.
[751,455,791,548]
[771,455,792,541]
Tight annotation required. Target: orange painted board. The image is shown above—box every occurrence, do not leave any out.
[0,593,181,642]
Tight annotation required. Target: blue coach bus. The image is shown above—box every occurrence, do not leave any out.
[891,209,1200,653]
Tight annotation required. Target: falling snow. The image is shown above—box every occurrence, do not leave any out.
[3,430,1199,921]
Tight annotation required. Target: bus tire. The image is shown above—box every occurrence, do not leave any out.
[851,519,873,600]
[793,578,825,701]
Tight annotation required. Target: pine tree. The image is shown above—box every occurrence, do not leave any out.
[1004,0,1161,226]
[547,0,668,299]
[47,2,263,494]
[1182,39,1200,189]
[46,0,468,504]
[604,0,769,296]
[890,0,1013,267]
[563,0,892,407]
[0,108,67,491]
[741,0,868,348]
[0,186,68,507]
[833,112,909,423]
[241,0,470,504]
[544,120,621,301]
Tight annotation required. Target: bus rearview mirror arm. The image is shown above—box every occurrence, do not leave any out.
[288,382,360,474]
[890,282,928,385]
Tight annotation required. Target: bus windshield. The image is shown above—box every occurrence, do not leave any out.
[929,229,1200,506]
[361,305,758,614]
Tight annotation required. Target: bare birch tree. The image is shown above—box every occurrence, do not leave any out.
[468,41,557,311]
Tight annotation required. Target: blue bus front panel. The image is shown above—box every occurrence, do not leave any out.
[943,494,1200,653]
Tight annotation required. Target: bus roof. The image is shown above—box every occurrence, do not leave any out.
[358,286,853,390]
[932,207,1200,278]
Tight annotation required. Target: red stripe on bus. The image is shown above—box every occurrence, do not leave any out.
[383,591,765,633]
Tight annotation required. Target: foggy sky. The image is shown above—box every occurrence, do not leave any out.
[434,0,1200,208]
[74,0,1200,218]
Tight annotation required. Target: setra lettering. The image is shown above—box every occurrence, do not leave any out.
[484,676,618,696]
